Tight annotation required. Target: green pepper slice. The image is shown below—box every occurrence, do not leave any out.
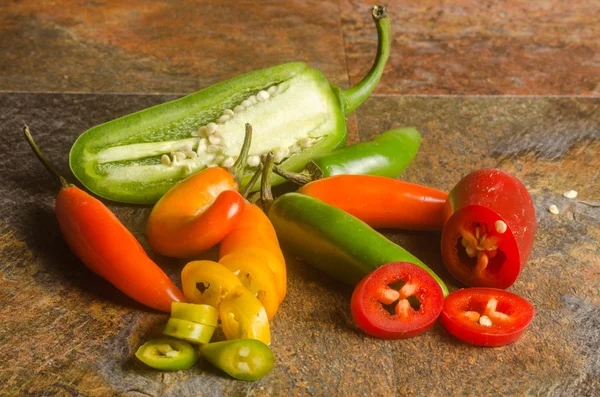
[267,193,448,296]
[163,318,216,344]
[200,339,275,381]
[275,128,421,184]
[69,6,390,204]
[171,302,218,327]
[135,337,198,371]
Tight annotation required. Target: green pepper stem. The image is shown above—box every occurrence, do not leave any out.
[340,5,390,115]
[241,163,263,199]
[229,123,253,181]
[260,152,275,212]
[272,165,314,186]
[23,125,71,189]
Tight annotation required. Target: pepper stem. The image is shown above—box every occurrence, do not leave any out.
[259,152,275,212]
[241,163,263,199]
[272,165,314,186]
[23,125,71,189]
[340,5,391,115]
[228,123,253,181]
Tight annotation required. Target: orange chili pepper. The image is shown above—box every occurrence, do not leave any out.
[145,124,253,259]
[24,126,185,312]
[298,175,448,231]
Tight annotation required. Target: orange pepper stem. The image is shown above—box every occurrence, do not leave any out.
[23,124,72,189]
[260,152,275,212]
[228,123,253,182]
[272,165,313,186]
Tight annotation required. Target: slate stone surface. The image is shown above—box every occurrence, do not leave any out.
[0,93,598,396]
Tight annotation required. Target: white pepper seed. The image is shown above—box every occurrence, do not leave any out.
[289,143,301,153]
[222,157,235,168]
[241,100,252,108]
[257,90,270,101]
[234,105,245,113]
[268,85,278,95]
[549,204,559,214]
[208,135,221,145]
[479,315,493,327]
[161,154,171,165]
[186,150,197,159]
[248,95,258,104]
[207,145,220,153]
[173,152,186,162]
[247,155,260,167]
[206,163,218,168]
[197,144,207,154]
[218,115,231,123]
[206,122,218,134]
[199,138,208,146]
[563,190,578,199]
[223,108,234,117]
[495,220,507,234]
[183,163,193,174]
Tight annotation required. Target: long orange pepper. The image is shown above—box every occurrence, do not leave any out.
[145,125,253,259]
[24,126,185,312]
[298,175,448,231]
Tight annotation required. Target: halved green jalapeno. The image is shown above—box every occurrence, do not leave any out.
[275,127,422,184]
[163,318,216,344]
[200,339,274,381]
[135,337,198,371]
[69,6,391,204]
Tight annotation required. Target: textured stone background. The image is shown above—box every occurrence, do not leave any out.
[1,1,599,396]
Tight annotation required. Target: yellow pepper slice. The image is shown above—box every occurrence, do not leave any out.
[219,252,280,320]
[181,260,243,308]
[219,286,271,345]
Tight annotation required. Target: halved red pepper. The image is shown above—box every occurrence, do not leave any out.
[440,288,535,347]
[441,169,536,289]
[351,262,444,339]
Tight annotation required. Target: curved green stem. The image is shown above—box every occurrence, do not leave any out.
[260,152,275,212]
[241,163,262,199]
[228,123,253,181]
[272,165,314,186]
[340,5,391,115]
[23,125,71,189]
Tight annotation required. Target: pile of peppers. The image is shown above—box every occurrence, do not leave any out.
[23,3,540,383]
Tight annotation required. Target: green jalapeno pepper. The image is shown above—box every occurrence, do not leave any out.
[135,337,198,371]
[274,128,421,185]
[200,339,274,381]
[69,6,391,204]
[267,193,448,296]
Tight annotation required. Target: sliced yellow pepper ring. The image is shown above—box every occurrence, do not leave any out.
[219,252,280,320]
[171,302,218,327]
[219,286,271,345]
[181,260,243,308]
[163,318,216,344]
[224,247,286,303]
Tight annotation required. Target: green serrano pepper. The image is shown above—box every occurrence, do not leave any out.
[267,193,448,296]
[274,127,421,184]
[69,6,391,204]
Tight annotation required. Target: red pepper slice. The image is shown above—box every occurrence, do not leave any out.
[350,262,444,339]
[441,169,536,289]
[440,288,534,347]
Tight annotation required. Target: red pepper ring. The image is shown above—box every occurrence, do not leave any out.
[440,288,534,347]
[350,262,444,339]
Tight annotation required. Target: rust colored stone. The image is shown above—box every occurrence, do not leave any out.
[0,93,598,395]
[341,0,600,95]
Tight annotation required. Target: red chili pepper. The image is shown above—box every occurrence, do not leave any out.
[350,262,444,339]
[298,175,448,230]
[145,125,253,259]
[440,288,535,347]
[24,126,185,312]
[441,169,536,289]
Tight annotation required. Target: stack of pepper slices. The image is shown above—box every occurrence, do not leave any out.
[24,5,535,382]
